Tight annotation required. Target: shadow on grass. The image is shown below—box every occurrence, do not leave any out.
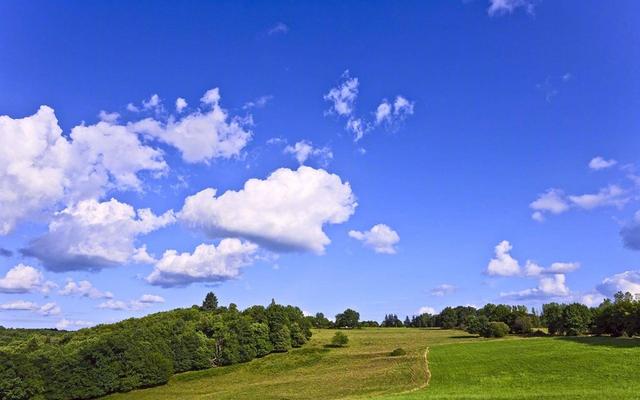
[556,335,640,348]
[323,344,347,348]
[448,335,479,339]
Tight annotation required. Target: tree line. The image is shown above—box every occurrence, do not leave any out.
[0,293,311,400]
[307,291,640,338]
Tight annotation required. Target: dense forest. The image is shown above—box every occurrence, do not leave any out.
[2,291,639,400]
[0,293,310,400]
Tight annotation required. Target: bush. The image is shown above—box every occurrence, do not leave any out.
[330,331,349,347]
[482,321,509,338]
[389,347,407,356]
[512,316,533,334]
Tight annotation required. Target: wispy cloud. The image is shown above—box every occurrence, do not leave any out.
[268,22,289,35]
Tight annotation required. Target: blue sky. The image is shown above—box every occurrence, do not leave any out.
[1,0,639,329]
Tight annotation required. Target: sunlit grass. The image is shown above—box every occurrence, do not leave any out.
[104,329,640,400]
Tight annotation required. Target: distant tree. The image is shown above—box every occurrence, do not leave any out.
[466,315,489,335]
[403,316,411,327]
[202,292,219,312]
[335,309,360,329]
[542,302,565,335]
[438,307,458,329]
[411,313,435,328]
[266,301,292,352]
[359,320,380,327]
[562,303,592,336]
[251,322,273,356]
[330,331,349,347]
[290,323,306,347]
[308,312,332,328]
[382,314,403,327]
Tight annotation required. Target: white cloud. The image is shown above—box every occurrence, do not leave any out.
[126,103,140,112]
[486,241,579,280]
[0,300,38,311]
[284,141,333,165]
[346,117,367,142]
[581,293,605,307]
[524,260,579,277]
[568,185,628,210]
[597,270,640,297]
[0,264,43,293]
[97,293,165,311]
[349,224,400,254]
[56,318,94,330]
[58,279,114,299]
[393,96,414,118]
[375,101,392,125]
[418,306,436,315]
[0,106,73,234]
[538,274,570,296]
[324,71,359,117]
[0,264,51,294]
[97,299,129,310]
[38,302,61,316]
[70,121,167,191]
[589,156,617,170]
[531,211,545,222]
[98,110,120,123]
[243,95,273,110]
[179,166,356,253]
[130,88,252,164]
[430,284,456,296]
[531,183,630,221]
[486,240,520,276]
[23,198,175,271]
[131,245,157,264]
[374,96,414,127]
[501,274,571,300]
[138,294,165,303]
[175,97,188,113]
[147,239,258,287]
[142,94,161,110]
[325,72,413,141]
[524,260,544,277]
[0,106,167,234]
[548,262,580,274]
[530,189,570,221]
[488,0,536,16]
[0,300,61,316]
[268,22,289,35]
[488,241,579,299]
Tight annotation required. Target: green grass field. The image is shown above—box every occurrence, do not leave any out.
[104,328,640,400]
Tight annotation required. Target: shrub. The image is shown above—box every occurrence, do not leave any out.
[512,316,533,334]
[330,331,349,347]
[482,321,509,338]
[389,347,407,356]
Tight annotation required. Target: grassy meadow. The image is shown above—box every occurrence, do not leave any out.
[104,328,640,400]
